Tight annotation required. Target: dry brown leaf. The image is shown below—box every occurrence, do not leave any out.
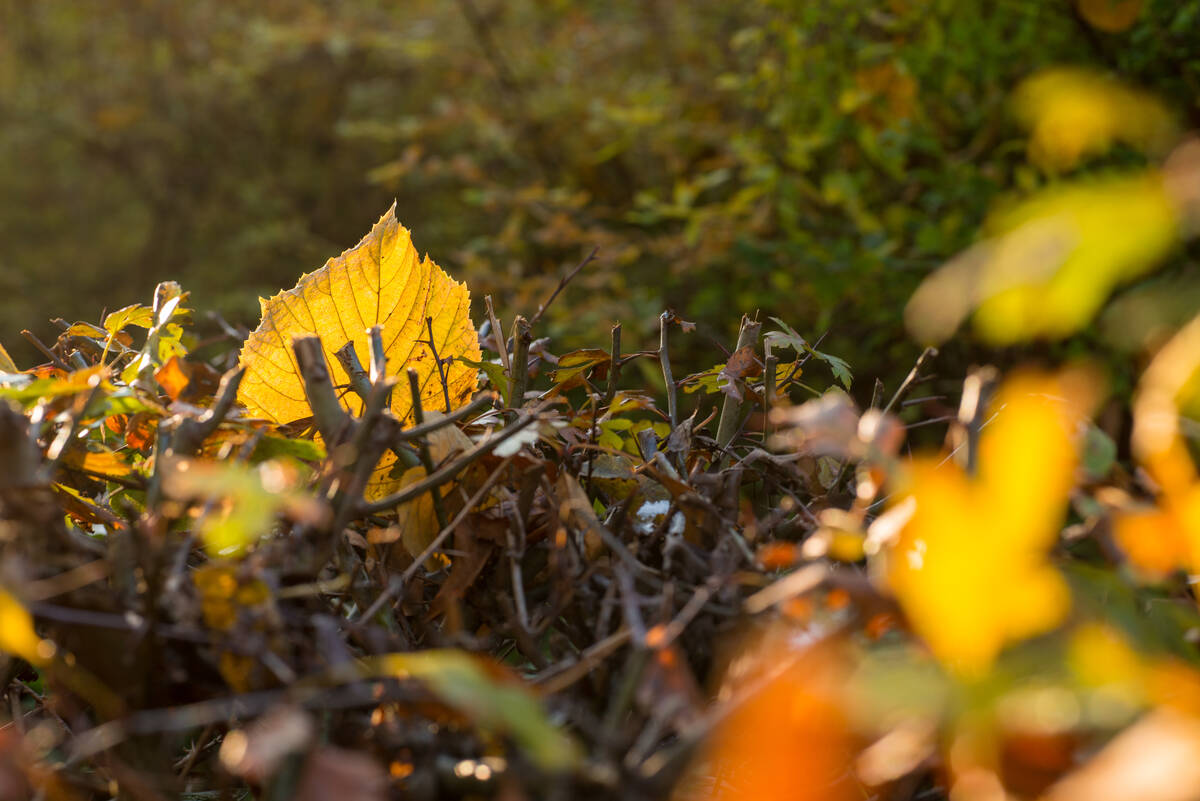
[219,705,314,783]
[394,412,486,561]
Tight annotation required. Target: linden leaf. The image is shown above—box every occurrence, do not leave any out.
[237,203,480,429]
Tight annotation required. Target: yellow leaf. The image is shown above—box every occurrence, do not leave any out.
[0,589,42,665]
[0,341,17,373]
[880,372,1094,676]
[61,447,135,479]
[1014,68,1174,171]
[237,203,480,496]
[906,174,1181,345]
[393,412,484,562]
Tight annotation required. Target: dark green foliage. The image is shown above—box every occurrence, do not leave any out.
[2,0,1198,384]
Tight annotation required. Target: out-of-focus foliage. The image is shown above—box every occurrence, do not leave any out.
[905,171,1183,344]
[7,2,1200,799]
[1013,68,1176,171]
[1114,314,1200,578]
[906,63,1200,346]
[4,0,1200,382]
[880,371,1096,675]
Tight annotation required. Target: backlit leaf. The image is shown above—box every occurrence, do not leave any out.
[0,342,16,374]
[154,355,191,401]
[237,203,480,428]
[103,304,154,335]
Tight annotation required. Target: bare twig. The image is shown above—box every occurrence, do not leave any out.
[715,315,761,463]
[293,337,353,446]
[398,455,516,584]
[360,407,542,515]
[169,366,245,456]
[881,346,938,416]
[603,323,622,407]
[508,315,532,409]
[659,312,677,429]
[334,341,373,403]
[484,295,510,376]
[424,316,453,414]
[21,329,70,371]
[407,368,450,532]
[395,392,496,443]
[529,246,598,328]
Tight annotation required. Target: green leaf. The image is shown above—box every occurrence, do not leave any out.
[765,317,852,389]
[103,304,155,335]
[550,349,610,385]
[460,357,511,407]
[817,351,853,390]
[251,434,327,463]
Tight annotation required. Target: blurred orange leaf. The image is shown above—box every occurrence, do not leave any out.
[682,634,854,801]
[0,589,42,665]
[1114,315,1200,578]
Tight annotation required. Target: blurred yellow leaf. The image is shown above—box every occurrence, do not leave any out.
[906,174,1180,345]
[0,589,42,665]
[165,458,326,557]
[1014,69,1173,171]
[61,447,134,480]
[238,204,481,494]
[881,373,1094,675]
[194,564,272,632]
